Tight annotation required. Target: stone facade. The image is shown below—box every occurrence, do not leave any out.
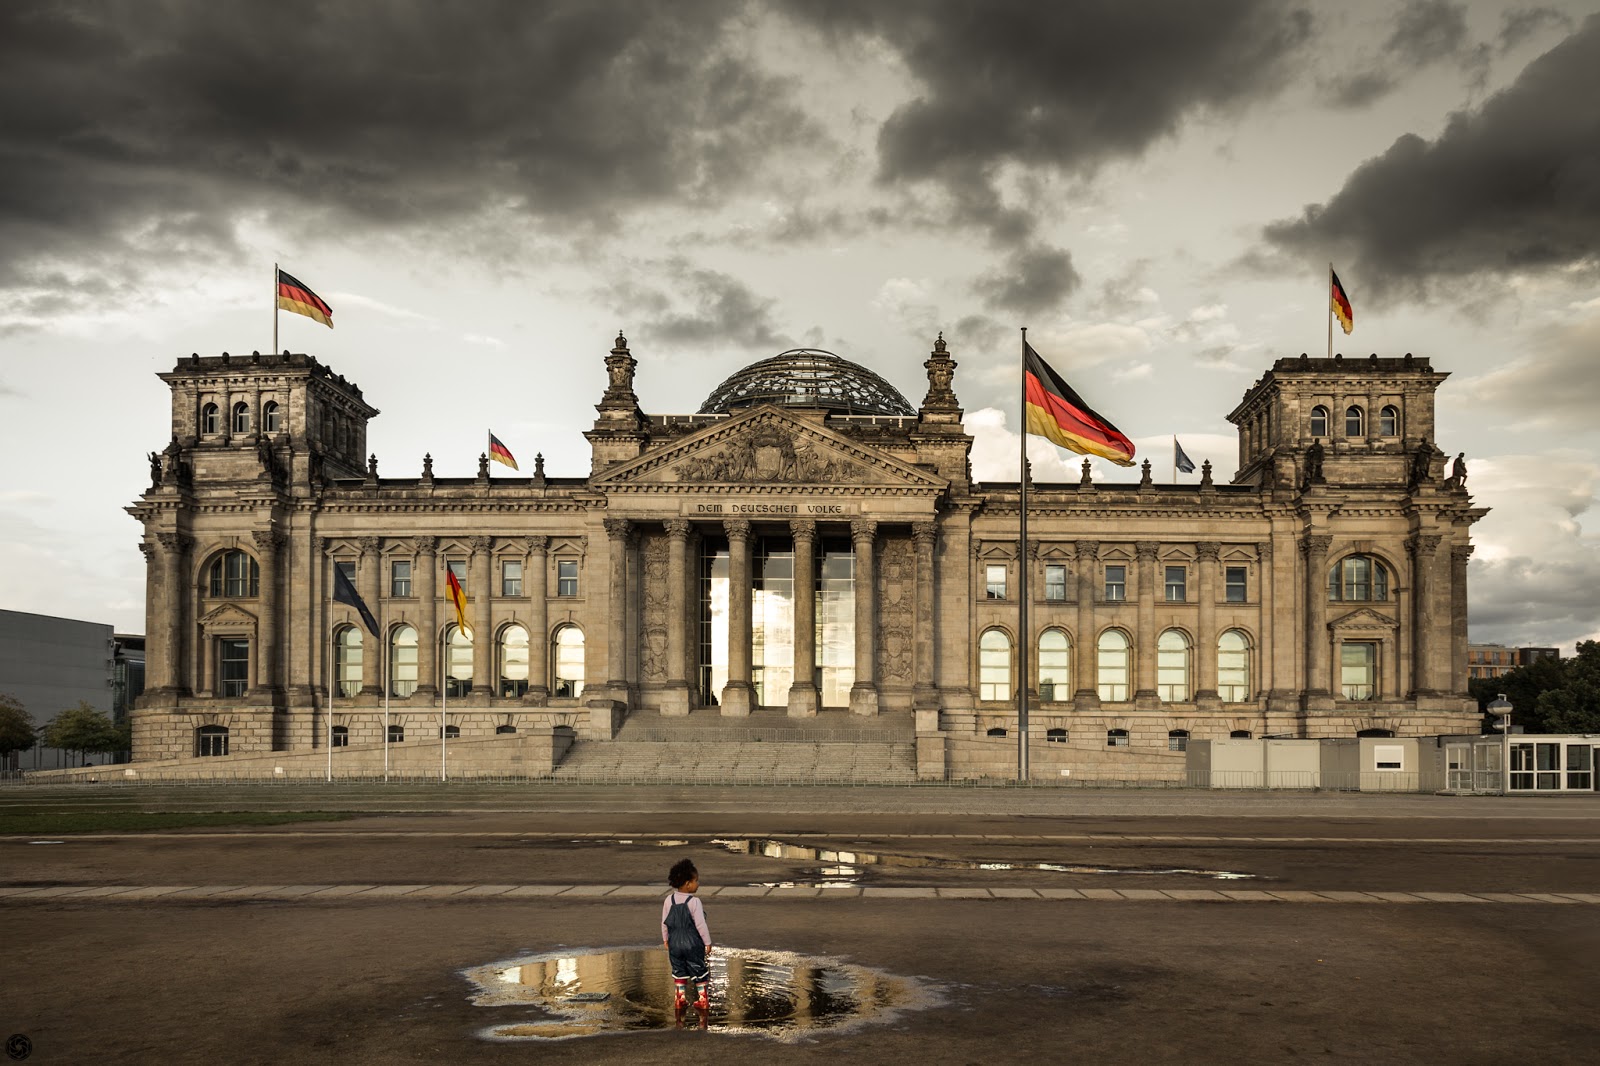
[126,338,1485,776]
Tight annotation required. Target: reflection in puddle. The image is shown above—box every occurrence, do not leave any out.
[465,946,934,1041]
[714,839,1256,881]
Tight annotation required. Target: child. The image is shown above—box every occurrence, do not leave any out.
[661,858,712,1012]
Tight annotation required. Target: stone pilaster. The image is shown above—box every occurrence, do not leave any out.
[661,520,692,716]
[912,521,939,710]
[1073,540,1100,709]
[524,536,548,703]
[153,532,191,696]
[1301,534,1333,709]
[1134,541,1159,709]
[415,537,439,700]
[358,536,383,698]
[1194,541,1220,708]
[1408,533,1443,698]
[470,536,494,697]
[251,528,282,703]
[1450,543,1473,698]
[787,520,819,717]
[720,518,755,715]
[849,518,879,715]
[603,519,633,702]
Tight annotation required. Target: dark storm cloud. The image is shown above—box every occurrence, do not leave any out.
[780,0,1312,239]
[607,259,791,351]
[1321,1,1473,109]
[0,0,817,291]
[972,244,1081,316]
[1264,15,1600,296]
[1499,6,1574,52]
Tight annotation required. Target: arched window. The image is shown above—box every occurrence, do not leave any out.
[985,727,1008,737]
[335,626,362,698]
[1309,405,1328,437]
[232,401,251,434]
[1379,405,1399,436]
[1168,729,1190,752]
[201,402,219,434]
[1046,728,1068,743]
[440,724,461,739]
[552,625,585,698]
[263,400,281,433]
[1357,728,1394,737]
[1328,555,1390,601]
[390,625,418,698]
[495,724,517,735]
[1097,630,1130,702]
[1157,629,1191,702]
[331,725,349,747]
[209,550,259,597]
[1037,629,1070,701]
[387,723,405,743]
[979,628,1012,701]
[1218,630,1252,702]
[196,725,229,756]
[1345,404,1364,437]
[445,624,473,697]
[499,624,530,697]
[1230,729,1252,738]
[1106,727,1129,747]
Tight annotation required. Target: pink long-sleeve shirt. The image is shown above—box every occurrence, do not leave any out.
[661,891,711,947]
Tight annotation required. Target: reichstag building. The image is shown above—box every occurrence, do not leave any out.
[127,334,1483,777]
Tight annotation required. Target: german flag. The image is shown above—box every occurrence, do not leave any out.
[488,431,518,470]
[1330,268,1353,335]
[445,565,471,638]
[1023,342,1136,466]
[277,269,333,328]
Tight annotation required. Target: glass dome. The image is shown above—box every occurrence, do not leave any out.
[698,349,915,416]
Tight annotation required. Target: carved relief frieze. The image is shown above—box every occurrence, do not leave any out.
[674,422,864,484]
[877,535,915,683]
[640,531,669,682]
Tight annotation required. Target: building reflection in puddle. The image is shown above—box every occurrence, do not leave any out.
[465,946,932,1042]
[712,838,1256,881]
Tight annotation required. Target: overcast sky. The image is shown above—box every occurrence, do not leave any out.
[2,0,1597,652]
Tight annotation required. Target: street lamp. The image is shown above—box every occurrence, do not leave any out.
[1488,694,1513,794]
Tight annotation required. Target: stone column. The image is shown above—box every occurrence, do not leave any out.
[1259,540,1275,699]
[849,518,879,715]
[415,537,439,700]
[524,536,549,703]
[1266,525,1299,711]
[598,520,631,704]
[358,536,383,698]
[153,532,190,695]
[720,518,755,715]
[1450,543,1473,698]
[787,519,819,717]
[1073,540,1100,709]
[661,520,692,715]
[1194,542,1220,708]
[252,528,281,702]
[1409,533,1442,698]
[1134,542,1159,708]
[1301,534,1333,707]
[470,536,494,697]
[911,521,939,711]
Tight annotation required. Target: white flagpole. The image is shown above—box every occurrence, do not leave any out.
[441,628,448,782]
[273,262,279,357]
[1017,327,1030,783]
[1327,263,1333,362]
[382,604,389,783]
[440,629,447,782]
[326,619,333,783]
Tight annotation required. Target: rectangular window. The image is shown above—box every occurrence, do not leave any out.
[1510,742,1534,790]
[1225,566,1247,603]
[336,561,356,586]
[501,559,523,597]
[1535,742,1562,791]
[1566,745,1592,790]
[1340,641,1376,700]
[447,559,467,585]
[1373,745,1404,771]
[1044,564,1067,601]
[1164,565,1186,602]
[557,559,579,597]
[986,563,1007,600]
[1104,565,1126,602]
[219,638,250,698]
[390,560,412,597]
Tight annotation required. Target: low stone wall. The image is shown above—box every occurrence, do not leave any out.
[939,734,1188,783]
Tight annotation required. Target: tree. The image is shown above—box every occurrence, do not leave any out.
[40,702,120,767]
[1468,652,1569,734]
[0,693,35,762]
[1535,641,1600,734]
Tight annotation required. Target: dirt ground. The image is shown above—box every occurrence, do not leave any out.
[2,790,1598,1065]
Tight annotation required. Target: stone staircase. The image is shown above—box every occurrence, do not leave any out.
[551,708,919,783]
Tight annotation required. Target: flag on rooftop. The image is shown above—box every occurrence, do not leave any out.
[488,431,518,470]
[332,564,379,636]
[277,269,334,328]
[1330,267,1353,335]
[1022,341,1136,466]
[1174,437,1196,474]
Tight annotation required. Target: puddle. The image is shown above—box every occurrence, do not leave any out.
[465,946,935,1041]
[713,838,1256,881]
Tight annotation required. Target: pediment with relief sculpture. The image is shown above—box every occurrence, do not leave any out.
[595,406,946,492]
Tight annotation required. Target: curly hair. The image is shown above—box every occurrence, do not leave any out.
[668,858,699,889]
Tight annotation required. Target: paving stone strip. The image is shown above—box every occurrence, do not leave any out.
[0,884,1596,904]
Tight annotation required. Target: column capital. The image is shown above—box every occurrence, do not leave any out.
[416,535,439,555]
[1195,541,1221,562]
[911,521,937,551]
[604,518,633,541]
[850,517,877,544]
[1135,541,1160,562]
[1408,533,1443,558]
[358,535,382,557]
[155,531,191,554]
[526,534,549,553]
[723,518,751,543]
[1451,542,1475,564]
[251,528,284,553]
[664,519,691,541]
[1299,534,1333,558]
[1026,540,1041,561]
[789,518,817,544]
[468,535,494,555]
[138,540,156,563]
[1075,539,1099,562]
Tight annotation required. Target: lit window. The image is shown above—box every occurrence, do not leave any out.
[986,564,1007,600]
[331,725,349,747]
[232,401,251,434]
[209,550,260,597]
[1097,630,1130,702]
[445,624,473,697]
[1037,629,1070,701]
[336,626,362,698]
[196,725,229,756]
[1104,565,1126,602]
[218,639,249,698]
[1168,729,1189,752]
[1157,629,1191,701]
[500,624,529,697]
[1225,566,1248,603]
[263,400,281,433]
[552,625,585,697]
[1380,405,1399,436]
[390,625,418,697]
[1345,405,1364,437]
[979,628,1011,701]
[201,402,220,434]
[391,560,412,597]
[1328,555,1389,601]
[501,559,523,597]
[1107,728,1129,748]
[1044,564,1067,601]
[1309,405,1328,437]
[557,559,579,597]
[1218,630,1251,702]
[1164,566,1186,602]
[1340,641,1376,700]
